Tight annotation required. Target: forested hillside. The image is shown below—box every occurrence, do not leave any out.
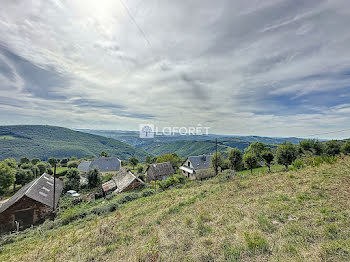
[0,125,150,161]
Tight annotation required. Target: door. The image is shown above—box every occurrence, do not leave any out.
[14,208,34,230]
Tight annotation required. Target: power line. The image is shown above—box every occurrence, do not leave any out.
[119,0,153,50]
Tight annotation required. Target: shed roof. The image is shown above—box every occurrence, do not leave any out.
[0,173,64,214]
[188,155,211,170]
[113,168,144,193]
[78,157,121,172]
[146,162,175,178]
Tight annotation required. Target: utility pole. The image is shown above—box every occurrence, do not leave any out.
[52,164,56,218]
[215,138,218,176]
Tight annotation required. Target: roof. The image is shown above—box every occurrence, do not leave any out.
[78,157,121,172]
[78,160,92,172]
[146,162,175,178]
[102,179,117,192]
[188,155,211,170]
[0,173,64,214]
[113,168,145,193]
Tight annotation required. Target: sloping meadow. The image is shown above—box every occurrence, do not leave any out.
[1,157,350,261]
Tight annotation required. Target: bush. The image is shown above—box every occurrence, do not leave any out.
[142,190,155,197]
[158,174,187,190]
[341,141,350,155]
[325,140,341,156]
[292,159,305,169]
[68,161,79,169]
[117,193,139,204]
[102,173,114,183]
[217,169,235,182]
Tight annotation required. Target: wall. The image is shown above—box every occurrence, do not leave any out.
[0,196,52,234]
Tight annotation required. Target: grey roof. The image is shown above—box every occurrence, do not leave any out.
[78,160,92,172]
[78,157,121,172]
[113,168,144,193]
[146,162,175,178]
[188,155,212,170]
[0,173,64,214]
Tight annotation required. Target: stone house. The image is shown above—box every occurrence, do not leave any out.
[102,168,145,194]
[145,162,175,182]
[179,155,214,180]
[0,173,63,234]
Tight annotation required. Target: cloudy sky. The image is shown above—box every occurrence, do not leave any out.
[0,0,350,139]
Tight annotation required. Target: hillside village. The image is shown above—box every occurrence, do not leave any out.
[0,136,350,255]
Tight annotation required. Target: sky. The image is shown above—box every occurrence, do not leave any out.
[0,0,350,139]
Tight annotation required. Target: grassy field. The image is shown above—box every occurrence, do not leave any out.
[237,164,285,175]
[1,157,350,261]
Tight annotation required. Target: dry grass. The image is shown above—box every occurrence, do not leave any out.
[1,157,350,261]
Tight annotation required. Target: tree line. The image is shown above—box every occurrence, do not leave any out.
[211,139,350,175]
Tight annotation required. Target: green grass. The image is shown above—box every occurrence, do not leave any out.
[50,167,69,175]
[0,135,15,140]
[0,125,151,161]
[1,156,350,261]
[237,164,285,174]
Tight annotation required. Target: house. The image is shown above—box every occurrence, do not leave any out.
[145,162,175,182]
[78,157,121,175]
[0,173,64,234]
[102,168,145,194]
[180,155,214,180]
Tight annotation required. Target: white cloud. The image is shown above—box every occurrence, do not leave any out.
[0,0,350,139]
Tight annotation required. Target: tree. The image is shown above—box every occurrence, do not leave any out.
[325,140,341,156]
[276,143,298,170]
[4,158,18,169]
[0,161,16,195]
[150,157,157,164]
[15,169,34,186]
[68,161,79,169]
[156,153,182,169]
[48,157,59,167]
[211,152,223,173]
[20,157,30,165]
[244,142,267,161]
[341,141,350,155]
[137,165,144,174]
[261,151,274,172]
[145,156,151,164]
[36,162,47,175]
[31,158,40,165]
[99,151,110,158]
[60,158,69,167]
[65,168,80,191]
[129,157,139,170]
[87,167,102,188]
[228,148,243,171]
[244,153,258,175]
[31,165,40,178]
[300,139,315,153]
[313,140,324,155]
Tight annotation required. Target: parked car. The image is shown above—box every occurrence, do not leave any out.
[66,190,80,197]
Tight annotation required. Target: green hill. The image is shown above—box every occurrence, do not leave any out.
[137,140,232,157]
[0,125,150,161]
[1,157,349,261]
